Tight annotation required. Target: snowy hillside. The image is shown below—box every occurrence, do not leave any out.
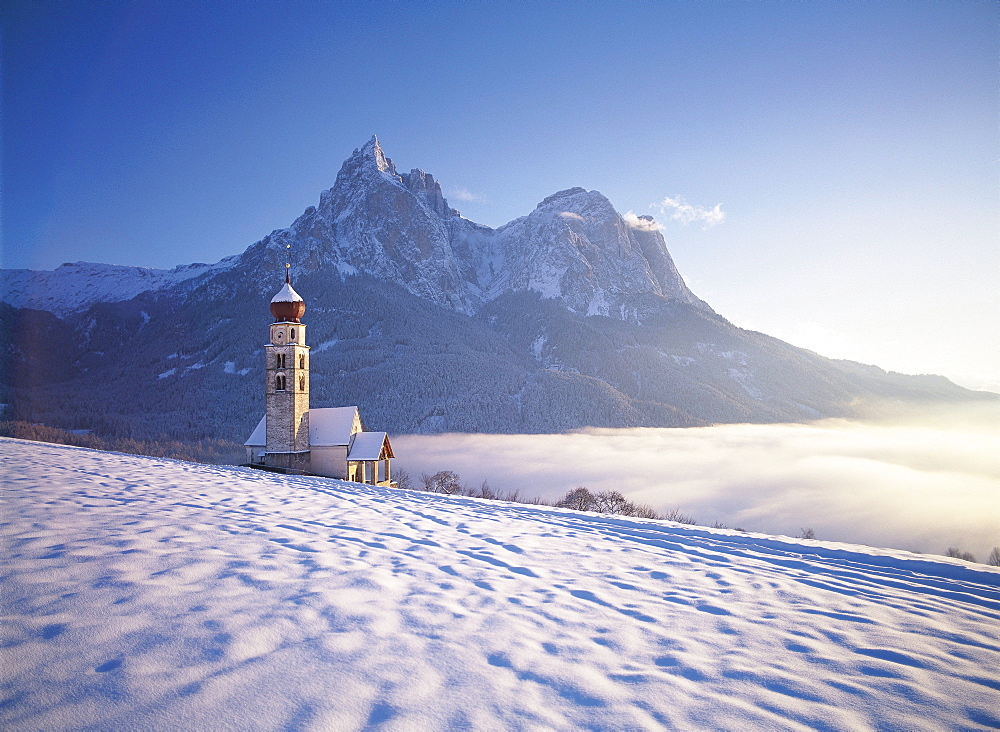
[3,438,998,731]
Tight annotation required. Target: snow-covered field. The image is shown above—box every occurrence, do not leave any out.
[2,438,999,731]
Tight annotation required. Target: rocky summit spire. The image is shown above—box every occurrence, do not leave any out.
[354,135,396,175]
[328,135,400,197]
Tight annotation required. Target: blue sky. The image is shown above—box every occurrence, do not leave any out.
[3,0,997,388]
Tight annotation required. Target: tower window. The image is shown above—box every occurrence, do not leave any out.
[299,375,305,391]
[275,375,285,391]
[299,354,305,369]
[276,353,286,369]
[290,328,296,341]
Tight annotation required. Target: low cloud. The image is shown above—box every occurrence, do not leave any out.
[393,406,1000,561]
[557,211,584,222]
[623,211,664,232]
[451,188,483,202]
[654,195,725,228]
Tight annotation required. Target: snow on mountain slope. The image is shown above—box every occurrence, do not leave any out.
[2,438,998,731]
[249,137,709,320]
[489,187,708,316]
[6,137,705,321]
[269,136,485,314]
[0,259,235,317]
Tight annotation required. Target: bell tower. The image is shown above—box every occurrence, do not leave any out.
[264,267,310,471]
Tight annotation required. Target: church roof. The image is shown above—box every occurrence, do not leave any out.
[348,431,393,461]
[244,406,362,447]
[245,418,265,446]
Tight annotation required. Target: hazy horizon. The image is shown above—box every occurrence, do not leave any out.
[393,404,1000,562]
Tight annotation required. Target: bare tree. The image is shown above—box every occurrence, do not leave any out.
[594,490,632,515]
[555,486,597,511]
[393,469,413,491]
[422,470,463,495]
[798,528,816,540]
[988,547,1000,567]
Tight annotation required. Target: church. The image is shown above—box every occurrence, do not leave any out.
[244,271,395,485]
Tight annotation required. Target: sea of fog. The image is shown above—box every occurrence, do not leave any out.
[394,404,1000,561]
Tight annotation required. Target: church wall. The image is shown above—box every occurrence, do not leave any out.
[264,450,311,472]
[310,445,349,479]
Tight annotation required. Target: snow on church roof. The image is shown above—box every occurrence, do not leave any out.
[348,431,392,461]
[310,407,362,446]
[245,417,265,446]
[270,281,303,303]
[244,406,362,447]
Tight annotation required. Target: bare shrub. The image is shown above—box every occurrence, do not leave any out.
[946,547,977,562]
[629,503,661,520]
[499,488,522,503]
[661,507,698,525]
[798,528,816,540]
[476,480,496,500]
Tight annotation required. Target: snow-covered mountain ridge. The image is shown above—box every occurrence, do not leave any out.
[2,137,993,439]
[1,137,705,320]
[0,258,238,317]
[252,136,709,317]
[2,437,998,730]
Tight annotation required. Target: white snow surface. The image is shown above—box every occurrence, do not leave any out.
[347,432,390,461]
[270,281,303,303]
[2,438,999,731]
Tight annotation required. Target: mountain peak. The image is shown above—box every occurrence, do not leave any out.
[345,134,397,177]
[537,187,591,208]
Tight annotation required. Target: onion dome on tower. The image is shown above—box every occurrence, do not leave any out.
[270,270,306,323]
